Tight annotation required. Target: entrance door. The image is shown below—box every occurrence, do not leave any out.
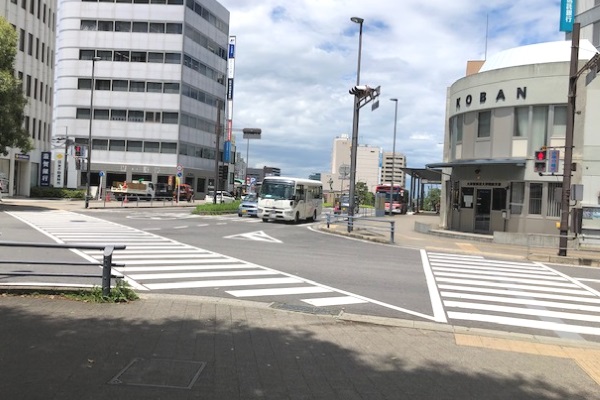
[474,188,491,233]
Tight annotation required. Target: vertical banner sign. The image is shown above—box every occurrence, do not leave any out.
[40,151,51,187]
[548,149,561,173]
[224,35,236,164]
[560,0,576,32]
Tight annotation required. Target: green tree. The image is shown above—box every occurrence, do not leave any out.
[355,181,371,206]
[0,17,31,156]
[424,187,441,211]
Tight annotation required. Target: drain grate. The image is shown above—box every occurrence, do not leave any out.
[108,358,206,389]
[270,302,341,316]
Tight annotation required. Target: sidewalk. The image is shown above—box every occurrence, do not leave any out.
[2,199,600,398]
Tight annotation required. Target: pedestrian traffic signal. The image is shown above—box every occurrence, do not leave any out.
[534,149,547,173]
[75,145,82,157]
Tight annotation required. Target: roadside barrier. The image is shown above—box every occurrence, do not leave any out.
[0,241,126,296]
[325,212,396,244]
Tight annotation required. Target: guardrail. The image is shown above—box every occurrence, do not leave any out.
[325,213,396,244]
[0,241,126,296]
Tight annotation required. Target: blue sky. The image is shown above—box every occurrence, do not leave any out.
[219,0,564,178]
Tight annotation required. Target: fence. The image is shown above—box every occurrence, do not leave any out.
[325,212,396,244]
[0,241,126,296]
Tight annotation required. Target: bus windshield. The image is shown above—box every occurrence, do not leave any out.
[259,180,295,200]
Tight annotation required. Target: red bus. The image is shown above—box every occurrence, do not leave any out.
[375,184,409,214]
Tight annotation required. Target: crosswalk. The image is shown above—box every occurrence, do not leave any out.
[425,251,600,336]
[6,210,367,308]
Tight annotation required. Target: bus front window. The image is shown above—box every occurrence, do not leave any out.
[260,182,295,200]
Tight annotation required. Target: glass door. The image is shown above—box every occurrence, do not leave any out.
[474,188,491,233]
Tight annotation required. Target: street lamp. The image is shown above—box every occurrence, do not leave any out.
[389,98,398,215]
[85,55,101,209]
[348,16,363,231]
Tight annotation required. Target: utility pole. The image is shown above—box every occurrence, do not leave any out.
[213,100,222,204]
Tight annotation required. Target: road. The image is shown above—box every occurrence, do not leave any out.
[2,206,600,343]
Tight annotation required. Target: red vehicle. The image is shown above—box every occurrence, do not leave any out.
[375,184,408,214]
[173,184,194,202]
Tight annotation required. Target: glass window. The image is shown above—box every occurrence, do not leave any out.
[111,109,127,121]
[81,20,97,30]
[529,183,543,215]
[115,21,131,32]
[547,182,562,217]
[94,109,110,120]
[131,52,147,62]
[78,78,92,89]
[147,82,162,93]
[492,188,507,211]
[76,108,90,119]
[530,106,548,150]
[114,50,130,62]
[149,23,165,33]
[128,110,144,122]
[460,187,474,209]
[163,83,180,93]
[145,111,161,122]
[97,50,112,61]
[112,80,128,91]
[165,53,181,64]
[552,106,567,137]
[129,81,145,92]
[109,139,125,151]
[127,140,143,152]
[132,22,148,32]
[148,52,164,63]
[97,21,114,31]
[477,111,491,138]
[510,182,524,215]
[162,112,179,124]
[514,106,529,137]
[144,141,160,153]
[166,23,182,34]
[95,79,111,90]
[161,142,177,153]
[92,139,108,150]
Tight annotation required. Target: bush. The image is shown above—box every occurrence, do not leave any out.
[30,186,85,199]
[193,201,240,215]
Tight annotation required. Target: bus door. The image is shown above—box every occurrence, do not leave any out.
[474,188,491,233]
[295,185,307,217]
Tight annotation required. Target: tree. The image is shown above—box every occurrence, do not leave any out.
[424,187,441,212]
[0,17,32,156]
[355,181,371,206]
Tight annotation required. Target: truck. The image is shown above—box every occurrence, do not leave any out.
[110,181,171,201]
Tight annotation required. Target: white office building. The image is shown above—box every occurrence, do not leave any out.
[53,0,230,197]
[381,152,406,188]
[1,0,57,197]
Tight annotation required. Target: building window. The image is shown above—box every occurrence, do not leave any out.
[547,182,562,217]
[492,188,507,211]
[165,53,181,64]
[166,23,182,34]
[97,21,114,31]
[510,182,524,215]
[148,52,164,63]
[132,22,148,32]
[110,140,125,151]
[131,51,147,62]
[114,51,130,62]
[149,22,165,33]
[128,110,144,122]
[25,75,31,97]
[19,29,25,51]
[27,33,33,55]
[161,142,177,154]
[130,81,145,92]
[147,82,162,93]
[530,106,548,150]
[162,112,179,124]
[111,109,127,121]
[460,187,474,209]
[81,20,97,30]
[144,141,160,153]
[163,83,180,93]
[115,21,131,32]
[79,49,95,60]
[514,106,529,137]
[78,78,92,89]
[477,111,491,138]
[529,183,543,215]
[97,50,112,61]
[95,79,111,90]
[551,105,567,137]
[145,111,161,122]
[112,80,128,91]
[127,140,143,152]
[76,108,91,119]
[94,109,110,120]
[93,139,108,150]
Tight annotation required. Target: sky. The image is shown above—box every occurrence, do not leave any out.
[219,0,566,179]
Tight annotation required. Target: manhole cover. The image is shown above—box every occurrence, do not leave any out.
[108,358,206,389]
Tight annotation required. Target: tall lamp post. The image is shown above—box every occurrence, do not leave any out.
[85,56,101,209]
[347,16,363,230]
[389,98,398,215]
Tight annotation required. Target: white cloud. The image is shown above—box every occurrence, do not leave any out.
[221,0,564,178]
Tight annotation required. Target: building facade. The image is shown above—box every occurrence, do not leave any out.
[575,0,600,49]
[53,0,230,198]
[430,40,600,236]
[380,151,406,188]
[1,0,57,197]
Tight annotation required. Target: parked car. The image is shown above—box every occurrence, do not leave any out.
[173,184,194,202]
[238,193,258,217]
[205,190,235,204]
[335,194,359,214]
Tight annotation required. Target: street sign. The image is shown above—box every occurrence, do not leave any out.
[176,164,183,172]
[548,149,560,173]
[177,171,183,178]
[99,171,105,177]
[339,164,350,178]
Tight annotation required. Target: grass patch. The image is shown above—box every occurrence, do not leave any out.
[193,201,240,215]
[63,280,139,303]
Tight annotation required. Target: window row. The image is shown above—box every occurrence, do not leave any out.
[180,111,220,135]
[185,0,228,34]
[183,54,225,85]
[182,83,220,107]
[449,104,567,144]
[24,115,50,142]
[14,0,55,31]
[79,49,181,64]
[78,78,180,94]
[76,108,179,124]
[509,181,562,217]
[184,24,227,60]
[81,0,184,4]
[75,138,178,154]
[178,142,217,160]
[20,72,53,106]
[18,29,54,67]
[80,20,182,34]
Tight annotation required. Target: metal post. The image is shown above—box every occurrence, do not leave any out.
[390,221,395,244]
[559,23,580,257]
[63,127,69,189]
[102,245,114,297]
[85,56,100,209]
[246,137,250,193]
[389,98,398,215]
[213,100,222,204]
[348,16,364,232]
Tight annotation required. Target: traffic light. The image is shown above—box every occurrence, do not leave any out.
[534,149,547,173]
[349,85,370,96]
[75,145,82,157]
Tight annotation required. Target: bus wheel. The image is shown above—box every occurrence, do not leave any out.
[294,212,300,224]
[262,218,269,222]
[311,210,317,221]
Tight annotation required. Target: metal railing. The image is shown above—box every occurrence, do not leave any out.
[0,241,126,296]
[325,212,396,243]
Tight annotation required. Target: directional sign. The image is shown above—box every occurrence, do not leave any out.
[177,171,183,178]
[99,171,105,177]
[548,149,560,173]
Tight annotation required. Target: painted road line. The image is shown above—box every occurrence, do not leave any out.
[227,286,333,297]
[127,269,278,281]
[442,292,600,312]
[302,296,367,307]
[438,285,599,301]
[433,271,576,286]
[435,278,588,294]
[144,277,303,290]
[420,249,447,323]
[117,265,260,272]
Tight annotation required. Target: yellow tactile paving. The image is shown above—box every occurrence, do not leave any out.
[455,333,600,386]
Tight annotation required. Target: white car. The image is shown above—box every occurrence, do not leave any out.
[205,191,235,204]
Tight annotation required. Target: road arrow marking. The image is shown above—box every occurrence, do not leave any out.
[224,230,282,243]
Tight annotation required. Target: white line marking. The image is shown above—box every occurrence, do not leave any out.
[436,278,589,295]
[421,249,447,323]
[438,284,598,301]
[144,277,302,290]
[227,286,333,297]
[224,230,282,243]
[302,296,367,307]
[433,271,575,286]
[127,270,277,280]
[441,292,600,312]
[430,263,553,274]
[429,259,546,270]
[116,265,259,272]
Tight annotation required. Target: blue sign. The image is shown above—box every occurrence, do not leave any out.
[559,0,576,32]
[228,43,235,59]
[223,141,231,163]
[40,151,51,187]
[99,171,105,177]
[177,171,182,178]
[548,149,560,173]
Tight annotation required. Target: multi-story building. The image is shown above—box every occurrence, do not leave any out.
[429,39,600,235]
[1,0,57,197]
[380,152,406,188]
[53,0,230,198]
[574,0,600,49]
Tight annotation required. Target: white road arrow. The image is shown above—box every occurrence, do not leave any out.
[224,230,282,243]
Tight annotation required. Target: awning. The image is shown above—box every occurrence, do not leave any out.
[400,168,442,183]
[426,158,527,169]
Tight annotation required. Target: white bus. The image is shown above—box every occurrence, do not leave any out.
[258,177,323,223]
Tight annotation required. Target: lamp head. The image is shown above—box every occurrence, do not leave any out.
[350,17,364,24]
[92,56,101,62]
[390,98,398,102]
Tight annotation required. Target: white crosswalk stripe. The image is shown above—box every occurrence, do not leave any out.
[426,251,600,336]
[7,210,367,308]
